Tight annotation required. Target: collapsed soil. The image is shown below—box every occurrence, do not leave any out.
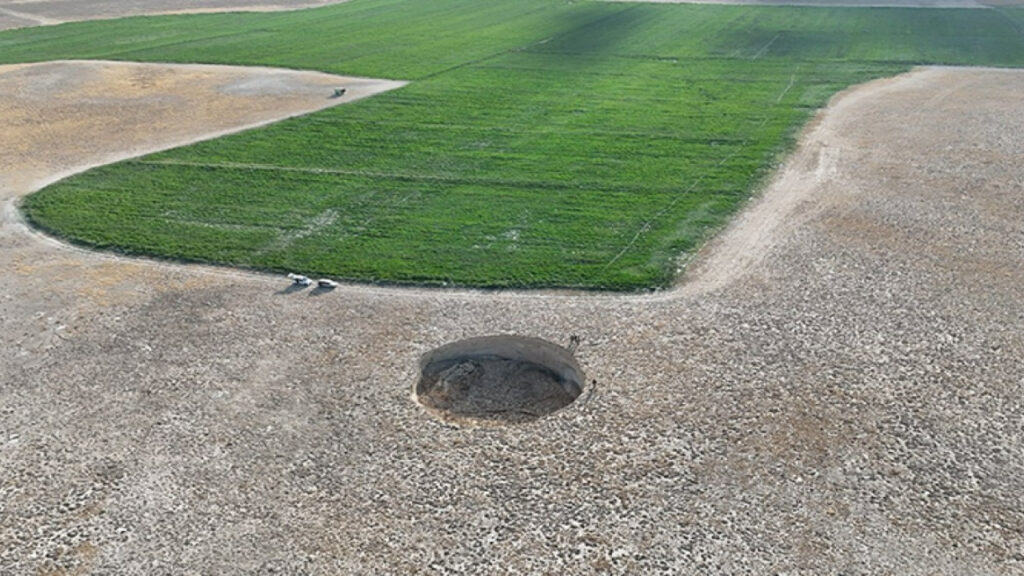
[418,356,579,424]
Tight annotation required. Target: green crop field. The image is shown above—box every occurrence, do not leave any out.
[7,0,1024,290]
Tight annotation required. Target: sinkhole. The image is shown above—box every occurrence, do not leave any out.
[415,335,585,425]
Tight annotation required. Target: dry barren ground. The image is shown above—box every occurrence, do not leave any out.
[0,0,349,30]
[1,61,1023,574]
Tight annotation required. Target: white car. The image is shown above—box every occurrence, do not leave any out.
[287,273,312,286]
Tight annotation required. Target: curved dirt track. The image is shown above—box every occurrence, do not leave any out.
[0,0,350,31]
[2,62,1024,574]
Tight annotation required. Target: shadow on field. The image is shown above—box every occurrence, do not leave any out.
[528,3,650,61]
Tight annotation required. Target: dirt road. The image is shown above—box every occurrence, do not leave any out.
[2,62,1023,574]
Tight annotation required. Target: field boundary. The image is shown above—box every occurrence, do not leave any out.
[6,60,972,302]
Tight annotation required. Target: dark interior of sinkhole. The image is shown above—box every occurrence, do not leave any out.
[415,335,585,424]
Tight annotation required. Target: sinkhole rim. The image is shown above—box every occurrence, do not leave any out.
[414,334,586,426]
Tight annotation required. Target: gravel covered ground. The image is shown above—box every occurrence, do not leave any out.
[2,64,1023,574]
